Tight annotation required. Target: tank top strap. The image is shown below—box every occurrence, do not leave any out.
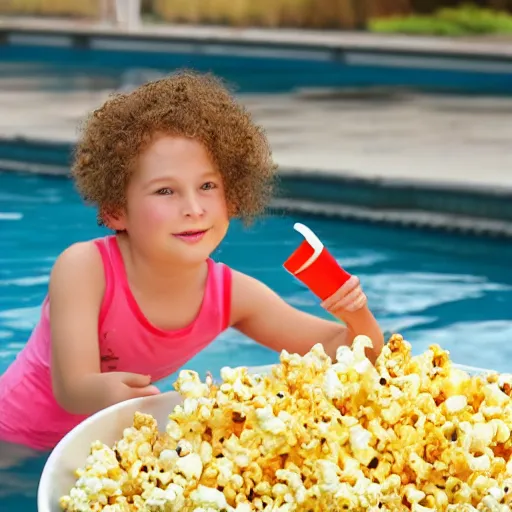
[221,262,232,330]
[207,258,232,331]
[93,236,117,329]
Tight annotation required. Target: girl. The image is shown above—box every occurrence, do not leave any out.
[0,71,383,452]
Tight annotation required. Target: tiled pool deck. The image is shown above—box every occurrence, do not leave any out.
[1,16,512,235]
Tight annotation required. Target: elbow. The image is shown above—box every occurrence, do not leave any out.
[54,391,81,415]
[52,379,101,416]
[51,370,84,414]
[63,403,87,415]
[53,387,87,415]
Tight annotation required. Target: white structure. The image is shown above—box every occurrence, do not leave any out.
[100,0,141,31]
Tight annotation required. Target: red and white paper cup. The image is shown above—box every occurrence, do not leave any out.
[283,223,352,301]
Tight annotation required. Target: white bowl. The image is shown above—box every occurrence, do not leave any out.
[37,365,274,512]
[37,362,490,511]
[37,390,184,512]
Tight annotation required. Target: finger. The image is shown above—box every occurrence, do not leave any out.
[121,372,152,388]
[321,275,359,309]
[325,284,361,311]
[331,292,367,315]
[131,385,160,397]
[327,287,365,313]
[343,292,367,313]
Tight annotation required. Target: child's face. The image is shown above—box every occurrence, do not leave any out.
[116,134,229,265]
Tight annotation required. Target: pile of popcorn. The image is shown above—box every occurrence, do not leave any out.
[60,334,512,511]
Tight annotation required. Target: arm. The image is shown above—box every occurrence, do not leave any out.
[320,275,384,363]
[49,242,158,415]
[230,271,383,363]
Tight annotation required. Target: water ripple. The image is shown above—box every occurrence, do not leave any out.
[366,272,510,315]
[0,306,42,331]
[0,213,23,220]
[0,276,49,286]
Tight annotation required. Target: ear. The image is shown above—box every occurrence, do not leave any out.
[101,208,127,231]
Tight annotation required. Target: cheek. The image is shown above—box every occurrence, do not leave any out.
[137,198,174,226]
[210,190,229,218]
[216,199,229,220]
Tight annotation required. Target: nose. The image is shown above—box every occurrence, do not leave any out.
[181,191,205,219]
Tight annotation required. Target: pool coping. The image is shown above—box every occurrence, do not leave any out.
[271,198,512,239]
[2,135,512,239]
[2,15,512,86]
[273,171,512,238]
[1,16,512,60]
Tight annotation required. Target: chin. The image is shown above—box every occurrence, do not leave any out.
[174,246,215,266]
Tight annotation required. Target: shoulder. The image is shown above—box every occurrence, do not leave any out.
[49,239,105,292]
[52,239,103,271]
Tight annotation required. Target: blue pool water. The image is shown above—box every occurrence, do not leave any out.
[3,42,512,96]
[1,169,512,510]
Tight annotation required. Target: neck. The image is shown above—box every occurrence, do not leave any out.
[116,234,208,294]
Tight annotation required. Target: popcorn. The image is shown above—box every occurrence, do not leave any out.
[444,394,468,414]
[60,334,512,511]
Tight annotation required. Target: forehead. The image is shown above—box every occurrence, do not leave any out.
[134,134,217,181]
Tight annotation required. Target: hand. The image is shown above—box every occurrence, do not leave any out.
[107,372,160,402]
[320,275,367,316]
[57,371,161,415]
[121,372,160,398]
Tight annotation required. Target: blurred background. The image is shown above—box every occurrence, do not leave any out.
[2,0,512,33]
[1,2,512,509]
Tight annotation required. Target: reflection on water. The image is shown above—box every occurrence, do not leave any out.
[368,272,511,315]
[1,170,512,509]
[0,63,175,95]
[0,445,48,507]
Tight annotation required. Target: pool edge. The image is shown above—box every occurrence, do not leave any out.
[2,135,512,239]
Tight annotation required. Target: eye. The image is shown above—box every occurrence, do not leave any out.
[156,188,173,195]
[201,182,216,191]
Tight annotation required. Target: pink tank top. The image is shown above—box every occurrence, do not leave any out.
[0,236,232,450]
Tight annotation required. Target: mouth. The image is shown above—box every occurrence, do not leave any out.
[175,229,208,236]
[173,229,209,243]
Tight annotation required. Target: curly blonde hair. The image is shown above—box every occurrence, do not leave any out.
[72,70,277,225]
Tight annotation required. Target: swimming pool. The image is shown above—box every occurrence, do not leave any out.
[1,169,512,510]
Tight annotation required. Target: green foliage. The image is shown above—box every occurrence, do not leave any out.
[368,4,512,36]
